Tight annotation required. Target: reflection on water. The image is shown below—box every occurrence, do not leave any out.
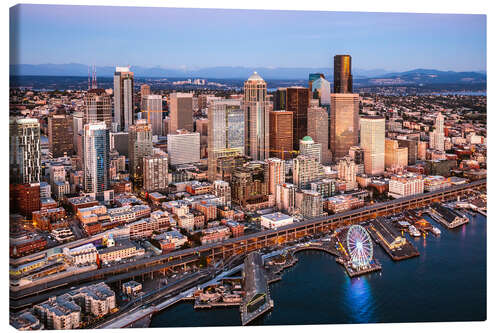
[344,275,374,323]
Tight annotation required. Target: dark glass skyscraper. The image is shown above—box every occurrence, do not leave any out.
[333,55,353,93]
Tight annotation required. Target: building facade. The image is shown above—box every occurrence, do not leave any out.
[360,116,385,176]
[113,67,134,132]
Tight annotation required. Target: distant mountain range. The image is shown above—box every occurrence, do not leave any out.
[10,63,486,85]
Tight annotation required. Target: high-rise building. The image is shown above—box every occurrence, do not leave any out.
[430,112,445,152]
[299,136,322,163]
[143,153,169,192]
[169,92,193,133]
[83,122,110,195]
[292,155,324,189]
[273,88,287,111]
[333,55,353,93]
[307,100,332,164]
[213,180,231,207]
[207,100,244,180]
[10,118,41,184]
[140,84,150,99]
[113,67,134,132]
[286,86,309,150]
[243,72,269,161]
[397,139,418,165]
[141,95,163,136]
[385,139,408,171]
[230,161,269,208]
[84,89,113,129]
[349,146,365,174]
[360,116,385,176]
[269,110,294,160]
[331,93,360,159]
[128,120,153,181]
[48,113,73,158]
[266,158,285,204]
[308,73,325,93]
[299,190,323,219]
[167,131,200,166]
[311,77,331,109]
[276,183,297,214]
[337,156,357,188]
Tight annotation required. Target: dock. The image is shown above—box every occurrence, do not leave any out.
[367,219,419,261]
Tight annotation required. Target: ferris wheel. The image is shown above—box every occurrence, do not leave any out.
[346,225,373,269]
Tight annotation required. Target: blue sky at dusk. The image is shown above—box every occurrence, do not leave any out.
[10,4,486,72]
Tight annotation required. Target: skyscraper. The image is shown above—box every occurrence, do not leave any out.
[360,116,385,175]
[333,55,353,93]
[10,118,41,184]
[385,138,408,171]
[430,112,445,152]
[83,122,110,195]
[167,131,200,166]
[141,95,163,136]
[269,110,294,160]
[311,77,331,109]
[292,155,324,189]
[243,72,269,161]
[143,153,169,192]
[84,89,113,130]
[48,112,74,158]
[331,93,360,159]
[169,92,194,133]
[307,99,332,164]
[308,73,325,93]
[113,67,134,132]
[140,84,151,98]
[273,88,287,111]
[286,86,309,150]
[207,99,244,180]
[128,120,153,182]
[266,157,285,204]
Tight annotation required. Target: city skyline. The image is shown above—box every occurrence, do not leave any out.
[10,5,486,72]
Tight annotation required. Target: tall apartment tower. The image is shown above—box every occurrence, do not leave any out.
[83,122,110,195]
[143,153,169,192]
[48,112,74,158]
[243,72,269,161]
[286,86,309,150]
[266,157,285,203]
[169,92,194,133]
[141,95,163,136]
[360,116,385,176]
[269,110,294,160]
[84,89,113,129]
[128,120,153,181]
[430,112,445,152]
[10,118,41,184]
[292,155,324,189]
[337,156,357,187]
[333,55,353,93]
[331,93,360,159]
[113,67,134,132]
[307,99,332,164]
[207,99,244,180]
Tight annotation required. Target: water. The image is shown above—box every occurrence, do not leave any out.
[150,213,486,326]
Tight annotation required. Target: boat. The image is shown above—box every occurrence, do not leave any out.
[431,227,441,236]
[408,225,421,237]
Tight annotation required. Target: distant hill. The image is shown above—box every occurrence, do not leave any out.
[10,64,485,84]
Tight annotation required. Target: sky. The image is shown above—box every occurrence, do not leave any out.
[10,4,487,72]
